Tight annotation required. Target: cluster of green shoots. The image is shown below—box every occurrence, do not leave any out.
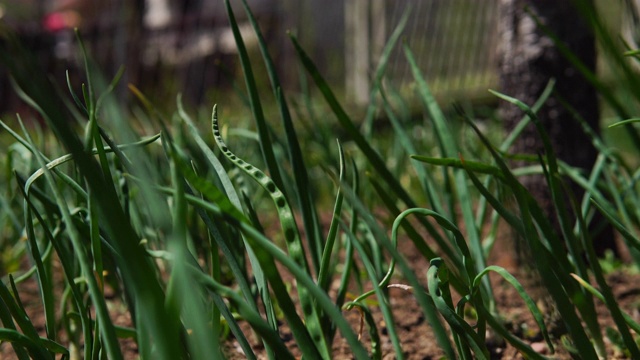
[2,0,640,359]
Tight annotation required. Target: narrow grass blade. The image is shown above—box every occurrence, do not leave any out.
[11,64,181,356]
[475,97,581,273]
[177,101,277,354]
[381,87,443,214]
[403,49,453,224]
[186,180,259,359]
[241,233,333,359]
[374,176,473,290]
[369,173,458,270]
[330,160,359,342]
[2,118,86,198]
[290,32,463,277]
[11,275,58,358]
[474,266,553,352]
[65,70,88,115]
[608,118,640,128]
[290,33,411,213]
[378,85,456,257]
[500,79,556,151]
[144,182,371,358]
[168,154,249,224]
[211,107,329,357]
[458,161,524,234]
[571,274,640,333]
[94,65,125,115]
[0,329,66,359]
[237,224,369,359]
[88,186,103,296]
[239,192,278,358]
[474,304,547,360]
[338,182,456,358]
[16,178,93,359]
[177,97,262,304]
[165,134,220,360]
[362,6,411,139]
[396,208,475,285]
[0,280,50,359]
[488,90,559,172]
[211,290,257,360]
[404,45,488,300]
[276,88,323,273]
[0,286,30,359]
[238,0,324,271]
[601,169,640,262]
[162,143,324,357]
[371,177,440,265]
[189,265,292,360]
[495,88,605,353]
[22,208,56,342]
[15,127,159,200]
[541,167,604,357]
[223,0,284,190]
[412,156,505,180]
[427,258,489,359]
[18,119,124,360]
[343,226,404,359]
[465,108,599,359]
[591,198,640,252]
[528,4,640,151]
[343,302,381,360]
[317,140,345,291]
[573,199,640,358]
[177,97,240,207]
[189,192,255,302]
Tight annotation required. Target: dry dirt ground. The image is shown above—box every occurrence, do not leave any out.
[222,232,640,360]
[2,225,640,359]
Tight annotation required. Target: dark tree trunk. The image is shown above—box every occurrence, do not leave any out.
[498,0,615,259]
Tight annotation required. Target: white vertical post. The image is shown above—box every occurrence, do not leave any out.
[345,0,370,105]
[371,0,386,64]
[145,0,171,29]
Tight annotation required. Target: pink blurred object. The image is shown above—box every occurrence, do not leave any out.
[42,11,80,33]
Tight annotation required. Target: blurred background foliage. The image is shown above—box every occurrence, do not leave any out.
[0,1,628,115]
[0,0,500,113]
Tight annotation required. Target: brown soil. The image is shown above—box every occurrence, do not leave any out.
[223,228,640,360]
[2,223,640,359]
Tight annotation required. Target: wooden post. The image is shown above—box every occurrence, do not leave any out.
[499,0,614,258]
[371,0,386,65]
[345,0,370,105]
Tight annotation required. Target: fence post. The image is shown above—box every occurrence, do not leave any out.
[371,0,386,67]
[345,0,370,105]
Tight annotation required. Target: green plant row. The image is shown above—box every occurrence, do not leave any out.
[1,0,640,359]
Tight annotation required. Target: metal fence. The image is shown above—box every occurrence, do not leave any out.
[1,0,502,111]
[341,0,500,104]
